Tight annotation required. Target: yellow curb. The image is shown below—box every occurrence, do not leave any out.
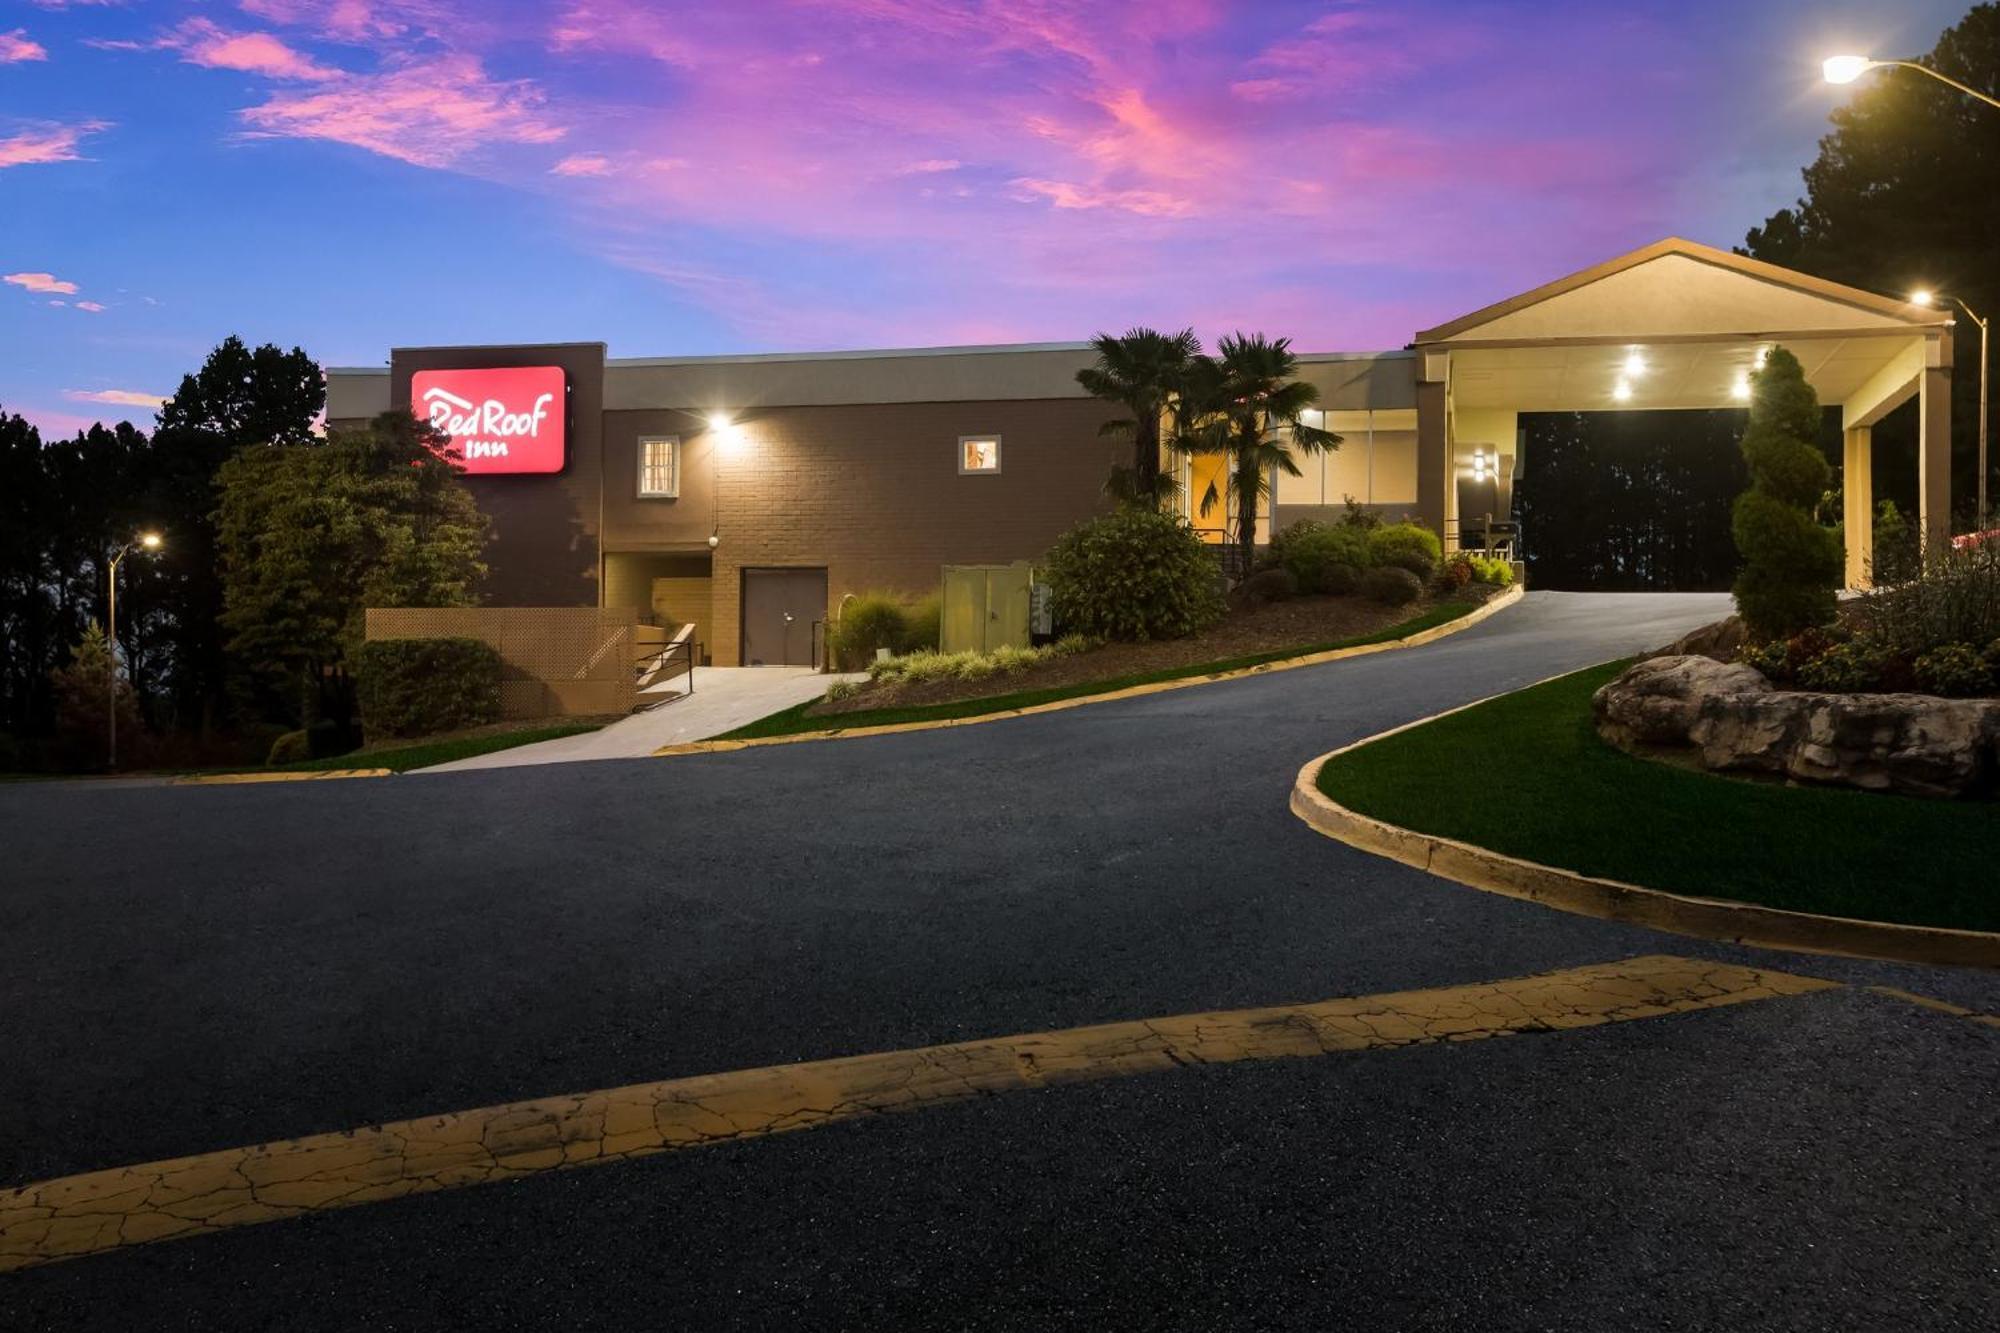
[170,769,394,786]
[1291,726,2000,971]
[1867,986,2000,1029]
[655,584,1525,757]
[0,950,1829,1273]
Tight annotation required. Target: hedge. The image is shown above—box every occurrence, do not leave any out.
[355,637,503,738]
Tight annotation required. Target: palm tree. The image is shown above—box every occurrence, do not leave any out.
[1075,327,1200,509]
[1178,334,1341,576]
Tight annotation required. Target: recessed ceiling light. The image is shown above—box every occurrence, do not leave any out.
[1731,375,1751,401]
[1612,380,1633,402]
[1623,350,1646,375]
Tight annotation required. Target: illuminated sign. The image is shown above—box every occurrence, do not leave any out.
[411,366,567,474]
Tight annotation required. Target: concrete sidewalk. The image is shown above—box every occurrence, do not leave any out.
[418,666,858,771]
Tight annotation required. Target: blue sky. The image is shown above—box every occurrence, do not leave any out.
[0,0,1973,436]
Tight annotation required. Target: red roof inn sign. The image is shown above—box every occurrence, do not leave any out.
[412,366,567,475]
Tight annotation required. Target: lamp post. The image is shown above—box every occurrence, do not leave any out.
[106,531,162,770]
[1822,55,2000,110]
[1913,290,1991,528]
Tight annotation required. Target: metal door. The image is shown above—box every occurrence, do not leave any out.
[741,567,827,666]
[940,563,1033,654]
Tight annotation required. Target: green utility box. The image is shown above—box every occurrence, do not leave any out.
[940,562,1034,654]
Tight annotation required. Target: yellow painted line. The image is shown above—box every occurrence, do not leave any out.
[1868,986,2000,1030]
[654,584,1525,757]
[171,768,393,786]
[0,951,1830,1273]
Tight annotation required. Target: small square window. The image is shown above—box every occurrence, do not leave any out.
[637,435,680,498]
[959,435,1001,474]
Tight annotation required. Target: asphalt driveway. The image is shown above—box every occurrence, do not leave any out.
[3,591,1996,1330]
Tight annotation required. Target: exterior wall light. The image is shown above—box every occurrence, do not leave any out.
[706,412,731,431]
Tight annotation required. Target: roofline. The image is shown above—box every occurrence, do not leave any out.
[607,341,1092,368]
[1412,237,1952,344]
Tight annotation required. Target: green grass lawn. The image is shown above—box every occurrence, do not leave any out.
[1316,660,2000,933]
[269,722,606,773]
[720,601,1482,741]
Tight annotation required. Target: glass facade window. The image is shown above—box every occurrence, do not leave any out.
[638,435,680,497]
[959,435,1001,474]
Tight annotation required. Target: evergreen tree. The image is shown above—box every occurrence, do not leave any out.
[1731,348,1841,637]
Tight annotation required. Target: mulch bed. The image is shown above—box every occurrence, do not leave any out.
[809,589,1487,717]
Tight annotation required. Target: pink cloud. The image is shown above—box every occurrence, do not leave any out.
[550,152,609,176]
[73,300,107,312]
[237,55,564,167]
[0,120,108,169]
[65,388,164,407]
[5,271,80,294]
[0,29,48,62]
[167,18,343,81]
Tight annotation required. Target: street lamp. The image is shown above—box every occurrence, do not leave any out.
[106,531,162,770]
[1822,55,2000,110]
[1912,289,1991,527]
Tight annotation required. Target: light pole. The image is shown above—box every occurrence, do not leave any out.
[1914,289,1992,529]
[106,531,162,770]
[1822,55,2000,110]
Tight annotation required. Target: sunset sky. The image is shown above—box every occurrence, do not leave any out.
[0,0,1969,436]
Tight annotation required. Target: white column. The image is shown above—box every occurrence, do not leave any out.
[1918,363,1952,554]
[1842,426,1873,588]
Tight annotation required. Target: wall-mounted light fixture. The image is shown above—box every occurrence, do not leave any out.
[1471,446,1493,483]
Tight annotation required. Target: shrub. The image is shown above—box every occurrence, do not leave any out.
[266,729,310,765]
[1282,524,1373,593]
[822,679,862,702]
[1360,565,1424,606]
[1264,519,1328,571]
[829,594,913,670]
[1368,522,1441,579]
[1338,495,1382,530]
[898,594,941,654]
[1737,639,1792,682]
[355,637,502,738]
[1913,643,1994,697]
[1437,555,1474,591]
[1469,555,1514,587]
[1321,563,1361,595]
[1796,639,1890,693]
[1852,541,2000,663]
[1731,347,1841,638]
[1043,509,1224,641]
[1231,567,1298,606]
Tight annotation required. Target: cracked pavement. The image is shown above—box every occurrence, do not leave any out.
[2,591,1997,1329]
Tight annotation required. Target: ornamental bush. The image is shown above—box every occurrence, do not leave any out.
[355,637,502,738]
[1731,347,1840,638]
[1796,638,1890,693]
[1468,555,1514,587]
[1913,643,1994,697]
[1368,522,1442,579]
[1042,509,1224,641]
[1281,524,1372,593]
[1360,565,1424,606]
[830,593,911,670]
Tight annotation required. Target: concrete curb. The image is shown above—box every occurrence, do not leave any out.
[171,768,393,786]
[1290,725,2000,971]
[654,584,1526,758]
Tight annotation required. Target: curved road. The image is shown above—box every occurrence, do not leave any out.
[3,592,1996,1329]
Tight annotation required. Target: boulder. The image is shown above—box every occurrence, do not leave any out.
[1653,616,1748,663]
[1593,655,1771,750]
[1689,691,1811,777]
[1785,693,2000,799]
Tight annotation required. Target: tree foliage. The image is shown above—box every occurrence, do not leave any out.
[1742,4,2000,525]
[1076,327,1200,508]
[1732,348,1842,637]
[1176,334,1341,576]
[214,412,489,728]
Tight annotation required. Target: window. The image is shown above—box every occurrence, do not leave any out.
[637,435,680,498]
[959,434,1001,474]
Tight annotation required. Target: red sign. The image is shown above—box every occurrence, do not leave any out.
[412,366,567,474]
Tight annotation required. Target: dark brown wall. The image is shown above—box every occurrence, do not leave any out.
[685,398,1118,664]
[388,343,607,607]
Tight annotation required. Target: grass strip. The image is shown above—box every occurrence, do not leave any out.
[1315,660,2000,933]
[719,601,1481,741]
